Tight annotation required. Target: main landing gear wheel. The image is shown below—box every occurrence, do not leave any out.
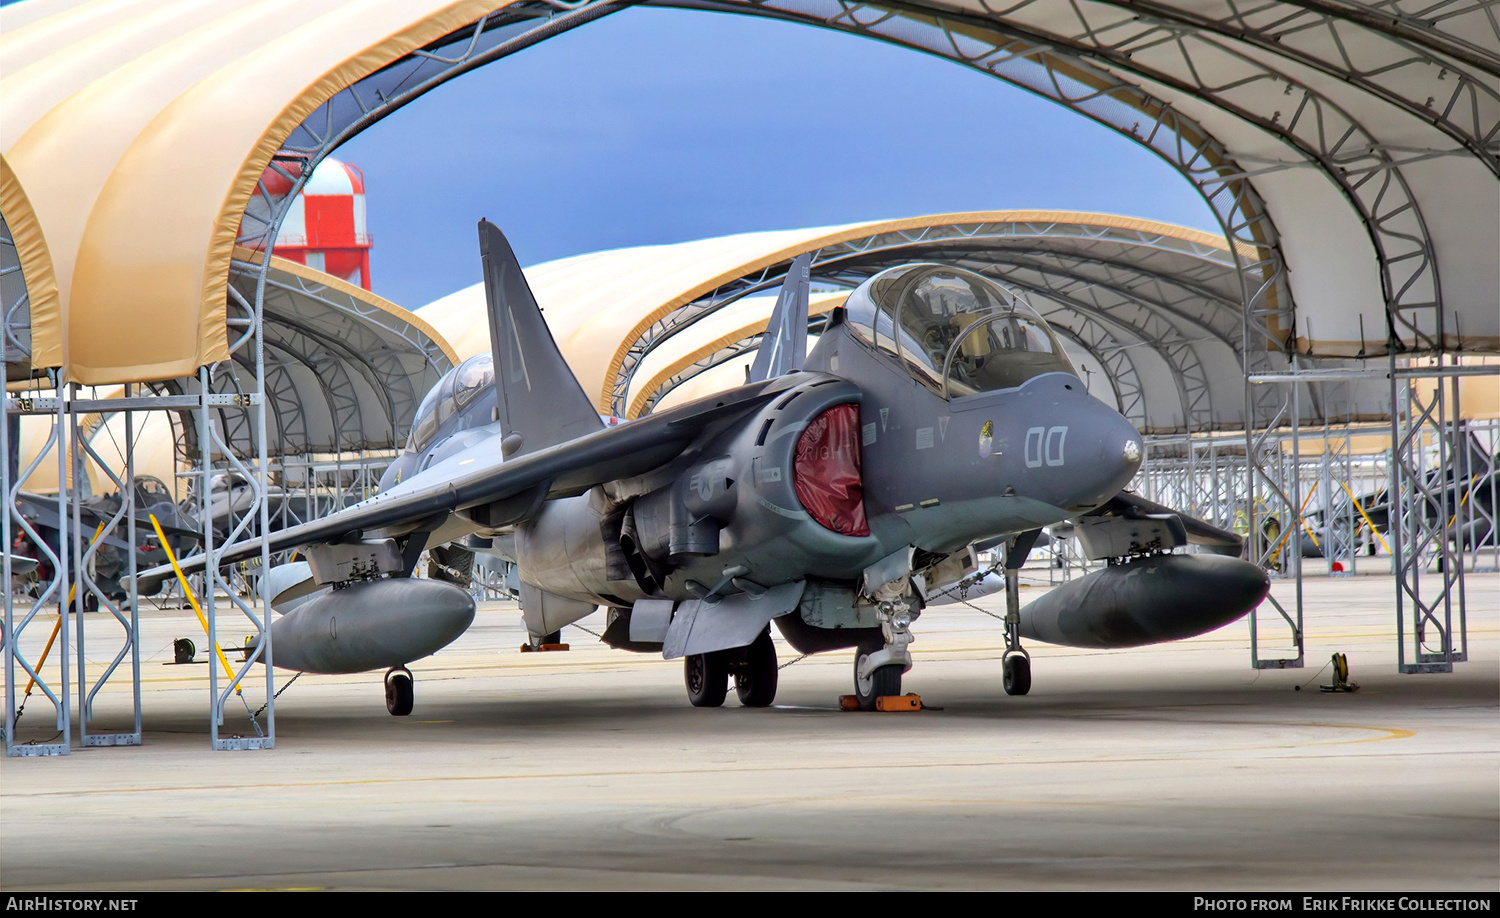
[1002,653,1031,696]
[685,651,729,707]
[734,629,778,707]
[385,666,414,716]
[854,640,901,712]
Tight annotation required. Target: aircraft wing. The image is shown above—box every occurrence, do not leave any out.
[146,374,809,579]
[1086,491,1244,549]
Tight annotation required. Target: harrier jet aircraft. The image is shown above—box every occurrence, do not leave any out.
[150,221,1268,715]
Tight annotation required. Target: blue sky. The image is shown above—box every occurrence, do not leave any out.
[339,7,1218,310]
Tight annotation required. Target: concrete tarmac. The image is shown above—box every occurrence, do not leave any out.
[2,571,1496,891]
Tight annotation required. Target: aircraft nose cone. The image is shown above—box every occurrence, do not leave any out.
[1063,404,1143,511]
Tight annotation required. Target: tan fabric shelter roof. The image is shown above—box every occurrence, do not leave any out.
[0,0,507,384]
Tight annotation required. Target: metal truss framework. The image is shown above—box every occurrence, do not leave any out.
[1390,360,1476,673]
[144,265,451,532]
[1048,316,1149,434]
[3,382,71,756]
[222,3,623,528]
[1132,421,1403,664]
[3,313,278,757]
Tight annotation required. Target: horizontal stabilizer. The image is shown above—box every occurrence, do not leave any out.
[480,220,603,458]
[4,553,38,575]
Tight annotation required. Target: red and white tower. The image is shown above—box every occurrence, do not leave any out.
[259,157,374,290]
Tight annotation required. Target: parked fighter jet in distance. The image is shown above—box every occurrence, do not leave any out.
[147,221,1270,716]
[1297,439,1497,559]
[12,476,199,601]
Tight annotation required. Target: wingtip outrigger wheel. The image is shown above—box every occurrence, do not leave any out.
[1002,651,1032,696]
[385,666,414,716]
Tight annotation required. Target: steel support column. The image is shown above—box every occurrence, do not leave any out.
[1389,358,1471,673]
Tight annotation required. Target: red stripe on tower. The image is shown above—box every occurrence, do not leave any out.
[249,157,373,290]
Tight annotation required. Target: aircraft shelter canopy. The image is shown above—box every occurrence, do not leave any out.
[0,0,1496,391]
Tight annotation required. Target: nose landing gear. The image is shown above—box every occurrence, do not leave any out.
[1001,529,1041,697]
[850,591,916,711]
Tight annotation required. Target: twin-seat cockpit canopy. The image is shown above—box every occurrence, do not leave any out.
[842,264,1076,398]
[407,351,495,454]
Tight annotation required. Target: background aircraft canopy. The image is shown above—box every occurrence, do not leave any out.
[407,352,496,454]
[844,264,1076,397]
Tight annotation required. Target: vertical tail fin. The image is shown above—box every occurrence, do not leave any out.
[748,253,810,383]
[479,220,603,457]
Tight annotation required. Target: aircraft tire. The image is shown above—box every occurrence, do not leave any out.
[385,668,415,716]
[685,652,728,707]
[854,641,900,712]
[734,629,778,707]
[1003,654,1032,696]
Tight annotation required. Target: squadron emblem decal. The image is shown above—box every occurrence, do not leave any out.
[979,420,994,459]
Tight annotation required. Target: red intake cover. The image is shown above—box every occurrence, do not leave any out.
[794,403,869,536]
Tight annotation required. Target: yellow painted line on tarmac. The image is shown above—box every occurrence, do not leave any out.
[1089,721,1415,759]
[1266,722,1415,746]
